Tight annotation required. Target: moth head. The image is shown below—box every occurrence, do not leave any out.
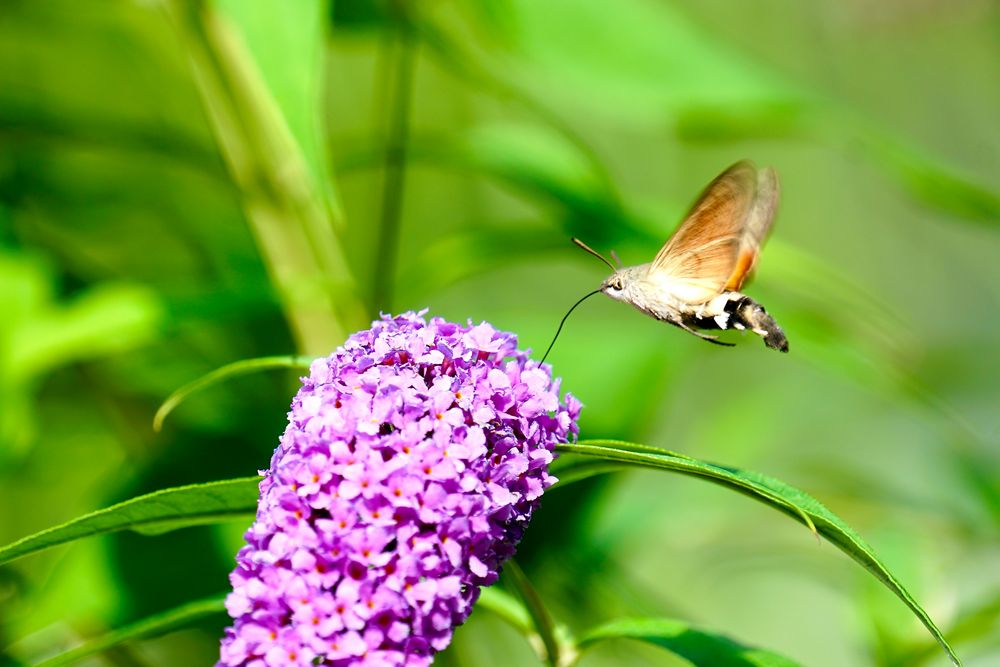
[570,237,628,300]
[601,272,627,300]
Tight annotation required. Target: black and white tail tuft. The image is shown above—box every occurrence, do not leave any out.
[727,296,788,352]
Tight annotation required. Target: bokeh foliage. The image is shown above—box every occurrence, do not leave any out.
[1,0,998,665]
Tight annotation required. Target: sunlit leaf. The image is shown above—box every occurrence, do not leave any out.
[579,617,802,667]
[501,0,809,126]
[9,284,163,384]
[554,440,962,667]
[862,128,1000,225]
[0,479,259,566]
[0,250,163,456]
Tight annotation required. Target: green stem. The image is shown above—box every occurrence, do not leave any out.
[153,355,315,432]
[371,23,418,318]
[30,597,226,667]
[504,560,563,667]
[166,0,366,353]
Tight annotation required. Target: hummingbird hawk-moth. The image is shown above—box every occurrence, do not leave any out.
[541,161,788,362]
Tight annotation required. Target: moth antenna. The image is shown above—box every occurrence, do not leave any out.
[571,238,617,272]
[609,249,622,268]
[540,288,603,364]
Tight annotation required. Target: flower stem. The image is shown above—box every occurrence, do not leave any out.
[504,559,563,667]
[371,21,417,318]
[165,0,366,353]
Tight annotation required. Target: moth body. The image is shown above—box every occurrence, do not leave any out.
[591,160,788,352]
[601,266,788,352]
[542,161,788,362]
[601,263,686,324]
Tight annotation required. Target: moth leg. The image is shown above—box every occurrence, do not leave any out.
[675,320,735,347]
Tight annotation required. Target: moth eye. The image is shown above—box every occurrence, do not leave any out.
[612,280,623,291]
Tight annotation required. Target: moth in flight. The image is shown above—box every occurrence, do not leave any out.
[542,161,787,362]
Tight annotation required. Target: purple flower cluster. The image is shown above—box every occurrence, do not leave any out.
[219,312,580,666]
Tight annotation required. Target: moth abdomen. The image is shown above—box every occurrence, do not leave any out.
[687,294,787,352]
[727,295,788,353]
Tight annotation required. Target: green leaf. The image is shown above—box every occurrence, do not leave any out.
[9,281,163,385]
[503,0,810,127]
[154,354,315,431]
[414,15,629,227]
[504,560,562,667]
[886,593,1000,667]
[0,478,259,566]
[424,1,1000,229]
[0,250,163,457]
[475,586,533,634]
[554,440,962,667]
[861,126,1000,225]
[579,617,802,667]
[31,596,226,667]
[339,124,637,248]
[396,225,566,298]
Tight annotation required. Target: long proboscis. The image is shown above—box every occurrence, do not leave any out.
[540,288,603,364]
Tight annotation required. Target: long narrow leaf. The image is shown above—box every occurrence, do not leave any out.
[560,440,817,533]
[0,478,259,566]
[579,617,802,667]
[555,440,962,667]
[31,597,227,667]
[153,354,314,431]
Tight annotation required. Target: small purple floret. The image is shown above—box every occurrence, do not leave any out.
[218,312,581,666]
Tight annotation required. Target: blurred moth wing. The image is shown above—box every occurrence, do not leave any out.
[647,161,779,304]
[541,161,787,362]
[599,160,788,352]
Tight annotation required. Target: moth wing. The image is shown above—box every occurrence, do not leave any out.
[643,272,728,306]
[648,161,776,303]
[725,166,779,291]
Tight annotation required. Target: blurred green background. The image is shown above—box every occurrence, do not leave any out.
[1,0,998,665]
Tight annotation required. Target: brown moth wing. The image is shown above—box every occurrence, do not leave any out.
[647,161,770,304]
[725,166,779,291]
